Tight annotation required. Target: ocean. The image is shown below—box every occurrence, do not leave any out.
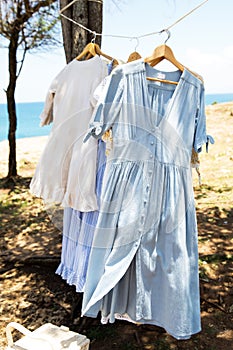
[0,102,51,142]
[0,93,233,142]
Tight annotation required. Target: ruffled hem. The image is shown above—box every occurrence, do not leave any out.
[29,179,65,206]
[30,179,98,212]
[61,192,98,212]
[101,313,138,325]
[56,263,86,292]
[100,312,200,340]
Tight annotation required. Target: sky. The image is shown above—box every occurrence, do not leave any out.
[0,0,233,104]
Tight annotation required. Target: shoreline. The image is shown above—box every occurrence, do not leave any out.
[0,93,232,106]
[0,135,48,145]
[1,101,233,178]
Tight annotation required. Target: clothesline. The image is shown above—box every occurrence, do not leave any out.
[60,0,208,41]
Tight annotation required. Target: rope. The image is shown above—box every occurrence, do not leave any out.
[60,13,95,34]
[60,0,209,40]
[60,0,78,14]
[166,0,208,30]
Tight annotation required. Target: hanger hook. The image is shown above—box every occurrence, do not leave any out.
[130,37,139,52]
[160,29,171,44]
[91,31,97,43]
[134,37,139,51]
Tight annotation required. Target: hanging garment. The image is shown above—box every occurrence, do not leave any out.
[56,139,106,291]
[30,55,108,211]
[81,59,213,340]
[55,62,115,291]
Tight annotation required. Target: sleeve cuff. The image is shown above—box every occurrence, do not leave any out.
[194,134,214,153]
[206,134,215,152]
[83,124,103,143]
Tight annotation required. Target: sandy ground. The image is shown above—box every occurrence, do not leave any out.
[0,136,48,178]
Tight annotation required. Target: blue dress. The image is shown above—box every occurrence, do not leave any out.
[81,59,212,339]
[56,140,106,291]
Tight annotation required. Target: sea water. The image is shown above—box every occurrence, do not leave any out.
[0,102,51,142]
[0,93,233,142]
[205,93,233,105]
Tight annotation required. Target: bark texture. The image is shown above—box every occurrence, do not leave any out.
[60,0,103,63]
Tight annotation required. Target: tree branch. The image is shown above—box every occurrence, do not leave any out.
[31,0,57,16]
[16,46,27,79]
[12,0,57,31]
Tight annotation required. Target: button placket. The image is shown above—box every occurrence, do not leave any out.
[149,128,156,162]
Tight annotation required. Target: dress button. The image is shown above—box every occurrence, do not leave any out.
[95,126,102,135]
[150,154,153,159]
[151,128,155,132]
[150,141,154,145]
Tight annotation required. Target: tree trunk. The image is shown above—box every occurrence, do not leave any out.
[6,31,19,178]
[72,0,88,61]
[87,0,103,45]
[60,0,103,63]
[60,0,73,63]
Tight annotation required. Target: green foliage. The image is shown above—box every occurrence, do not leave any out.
[0,0,61,51]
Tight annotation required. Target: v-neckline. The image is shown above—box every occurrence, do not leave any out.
[143,61,186,126]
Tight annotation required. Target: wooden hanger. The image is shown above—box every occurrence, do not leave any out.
[94,44,118,66]
[144,29,203,84]
[144,44,184,85]
[143,29,182,85]
[127,51,142,63]
[127,37,142,63]
[76,42,118,66]
[145,44,184,71]
[145,44,204,84]
[76,42,97,60]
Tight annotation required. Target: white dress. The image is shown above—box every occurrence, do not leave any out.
[30,56,108,211]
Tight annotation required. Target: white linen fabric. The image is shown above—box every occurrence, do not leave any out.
[30,56,108,211]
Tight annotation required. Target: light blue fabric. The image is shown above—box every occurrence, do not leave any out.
[81,60,211,339]
[56,140,106,292]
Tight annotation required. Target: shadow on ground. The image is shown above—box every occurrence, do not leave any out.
[0,177,232,349]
